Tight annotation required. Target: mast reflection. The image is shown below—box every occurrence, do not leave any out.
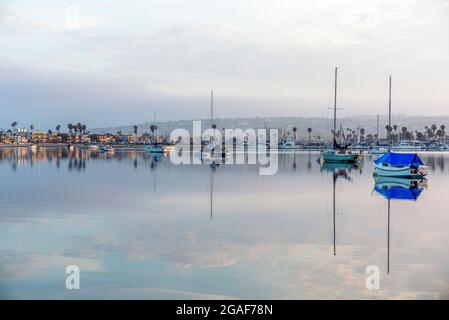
[373,177,426,274]
[321,162,357,256]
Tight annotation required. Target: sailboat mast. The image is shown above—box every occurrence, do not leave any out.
[388,75,392,145]
[210,90,214,127]
[376,114,380,138]
[333,67,338,138]
[153,112,156,146]
[388,76,392,128]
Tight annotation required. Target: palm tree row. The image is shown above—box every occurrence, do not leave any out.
[67,123,87,136]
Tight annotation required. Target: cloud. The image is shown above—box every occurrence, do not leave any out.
[1,0,449,128]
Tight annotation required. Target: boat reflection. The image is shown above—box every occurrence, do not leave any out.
[321,162,357,256]
[373,177,426,274]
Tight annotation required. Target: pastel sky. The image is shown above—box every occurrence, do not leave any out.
[1,0,449,128]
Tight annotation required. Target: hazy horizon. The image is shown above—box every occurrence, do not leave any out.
[1,0,449,128]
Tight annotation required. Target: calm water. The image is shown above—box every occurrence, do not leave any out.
[1,147,449,299]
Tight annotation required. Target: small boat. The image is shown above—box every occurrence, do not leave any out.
[89,145,100,151]
[391,141,422,151]
[369,147,388,155]
[100,145,114,153]
[373,152,428,178]
[145,143,164,153]
[278,139,297,150]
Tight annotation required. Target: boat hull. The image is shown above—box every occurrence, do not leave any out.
[373,163,426,178]
[321,151,359,163]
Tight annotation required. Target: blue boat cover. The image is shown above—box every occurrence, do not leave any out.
[374,185,423,200]
[374,152,424,167]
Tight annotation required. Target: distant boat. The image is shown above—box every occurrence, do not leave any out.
[373,152,428,178]
[391,141,422,151]
[147,112,164,153]
[89,145,100,151]
[100,145,114,153]
[146,143,164,153]
[278,139,297,150]
[321,67,359,163]
[369,146,388,155]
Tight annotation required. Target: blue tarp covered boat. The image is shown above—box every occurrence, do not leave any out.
[374,152,424,167]
[373,152,428,177]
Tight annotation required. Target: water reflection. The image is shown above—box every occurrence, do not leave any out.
[321,163,357,256]
[373,177,426,274]
[1,147,449,299]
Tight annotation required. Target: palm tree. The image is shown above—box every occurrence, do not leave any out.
[76,123,82,136]
[11,122,17,131]
[68,123,73,135]
[30,124,34,132]
[431,124,437,135]
[307,128,312,143]
[82,124,87,135]
[133,125,138,137]
[426,128,433,140]
[360,128,365,142]
[385,125,393,143]
[56,125,61,134]
[401,127,407,141]
[292,127,297,142]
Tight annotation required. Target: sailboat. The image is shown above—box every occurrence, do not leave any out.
[321,67,359,163]
[369,115,388,155]
[202,90,230,163]
[373,76,428,177]
[146,112,164,153]
[373,152,428,178]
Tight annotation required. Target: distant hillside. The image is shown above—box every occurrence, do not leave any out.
[91,115,449,142]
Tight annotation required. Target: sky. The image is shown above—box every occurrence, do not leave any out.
[1,0,449,129]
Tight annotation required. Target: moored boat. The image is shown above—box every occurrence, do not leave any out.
[373,152,428,178]
[369,147,388,155]
[321,148,359,163]
[320,67,359,164]
[100,145,114,153]
[278,139,297,150]
[146,143,164,153]
[391,141,423,151]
